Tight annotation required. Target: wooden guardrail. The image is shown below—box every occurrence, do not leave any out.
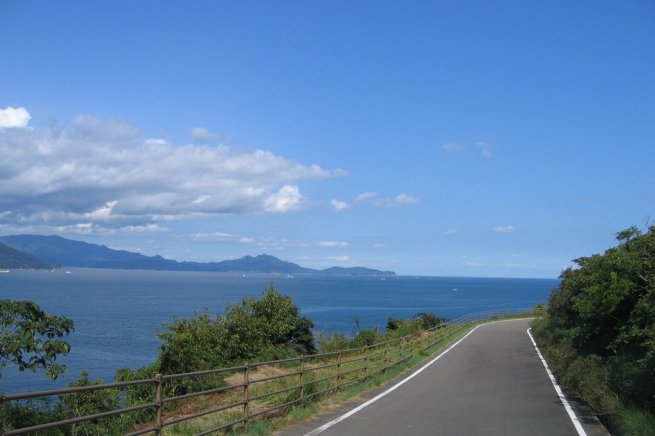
[1,308,539,435]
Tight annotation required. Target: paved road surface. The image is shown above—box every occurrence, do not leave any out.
[282,319,605,436]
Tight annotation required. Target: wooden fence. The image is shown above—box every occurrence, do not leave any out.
[1,309,539,435]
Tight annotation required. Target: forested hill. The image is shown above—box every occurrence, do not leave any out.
[0,241,52,269]
[0,235,396,276]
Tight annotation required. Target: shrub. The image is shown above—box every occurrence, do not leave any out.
[59,370,122,435]
[561,355,619,415]
[351,328,381,348]
[413,312,447,330]
[156,283,315,376]
[532,225,655,431]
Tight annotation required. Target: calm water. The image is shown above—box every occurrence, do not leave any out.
[0,268,558,393]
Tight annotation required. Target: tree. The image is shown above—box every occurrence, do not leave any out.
[537,225,655,410]
[0,300,74,380]
[156,283,315,375]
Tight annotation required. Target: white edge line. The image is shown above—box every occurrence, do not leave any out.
[303,318,522,436]
[527,327,587,436]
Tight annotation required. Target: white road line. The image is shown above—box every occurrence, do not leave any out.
[303,318,524,436]
[527,328,587,436]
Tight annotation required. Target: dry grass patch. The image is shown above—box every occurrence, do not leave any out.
[224,365,293,386]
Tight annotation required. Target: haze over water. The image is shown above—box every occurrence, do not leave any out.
[0,268,557,393]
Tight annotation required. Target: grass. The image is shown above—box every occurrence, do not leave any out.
[615,407,655,436]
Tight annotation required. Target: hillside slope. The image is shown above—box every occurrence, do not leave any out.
[0,241,52,269]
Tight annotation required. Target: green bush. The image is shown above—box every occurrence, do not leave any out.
[385,317,422,337]
[351,328,381,348]
[156,283,315,375]
[316,332,352,353]
[59,370,123,435]
[532,225,655,431]
[413,313,447,330]
[0,399,61,434]
[114,363,159,422]
[561,355,619,415]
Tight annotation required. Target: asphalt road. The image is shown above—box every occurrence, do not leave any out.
[282,319,605,436]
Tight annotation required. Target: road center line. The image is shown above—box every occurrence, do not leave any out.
[303,319,524,436]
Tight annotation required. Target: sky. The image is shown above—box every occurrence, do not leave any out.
[1,1,654,278]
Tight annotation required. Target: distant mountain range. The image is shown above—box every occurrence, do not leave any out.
[0,235,396,276]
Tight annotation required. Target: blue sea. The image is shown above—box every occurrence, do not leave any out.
[0,268,558,393]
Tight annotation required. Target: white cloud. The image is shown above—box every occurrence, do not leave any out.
[475,141,493,158]
[119,224,168,233]
[354,192,378,204]
[318,241,349,247]
[191,127,219,142]
[145,138,168,145]
[442,140,495,158]
[354,192,418,208]
[394,193,418,205]
[443,229,459,235]
[84,200,118,219]
[264,185,305,213]
[184,232,255,243]
[373,243,385,248]
[0,115,343,231]
[466,261,486,267]
[328,255,350,262]
[330,199,350,212]
[493,225,515,234]
[505,262,537,268]
[441,143,463,153]
[0,106,31,128]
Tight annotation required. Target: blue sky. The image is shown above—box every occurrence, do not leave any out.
[1,1,654,277]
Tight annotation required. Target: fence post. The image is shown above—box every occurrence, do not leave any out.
[243,363,250,427]
[363,346,369,380]
[383,341,389,374]
[336,351,342,387]
[154,373,163,435]
[0,393,5,435]
[299,355,305,401]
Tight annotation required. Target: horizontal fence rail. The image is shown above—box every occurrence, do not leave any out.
[1,308,542,435]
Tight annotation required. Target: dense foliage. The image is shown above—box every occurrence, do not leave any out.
[154,283,316,376]
[0,300,73,380]
[532,226,655,432]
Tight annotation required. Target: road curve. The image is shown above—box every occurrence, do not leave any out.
[283,319,594,436]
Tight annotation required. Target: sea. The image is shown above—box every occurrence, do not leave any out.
[0,268,558,394]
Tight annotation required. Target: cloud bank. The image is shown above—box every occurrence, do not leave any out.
[0,110,343,233]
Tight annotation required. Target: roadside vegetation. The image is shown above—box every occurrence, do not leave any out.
[1,283,465,434]
[531,226,655,436]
